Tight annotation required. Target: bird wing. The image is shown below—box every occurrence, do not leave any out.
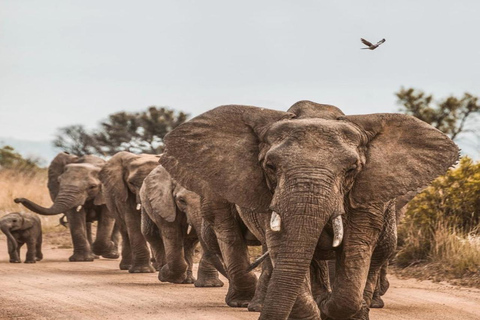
[361,38,373,46]
[376,39,386,45]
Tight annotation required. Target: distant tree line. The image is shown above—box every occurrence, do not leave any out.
[53,106,188,156]
[0,145,41,171]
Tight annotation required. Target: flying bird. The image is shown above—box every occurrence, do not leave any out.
[361,38,386,50]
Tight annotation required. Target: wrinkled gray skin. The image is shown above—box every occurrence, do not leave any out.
[1,212,43,263]
[15,153,118,262]
[99,151,160,273]
[160,101,458,320]
[139,164,225,286]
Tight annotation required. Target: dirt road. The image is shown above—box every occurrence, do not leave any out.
[1,238,479,320]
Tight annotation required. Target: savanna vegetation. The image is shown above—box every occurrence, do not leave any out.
[394,88,480,287]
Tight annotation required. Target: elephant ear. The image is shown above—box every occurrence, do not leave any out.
[21,215,35,229]
[161,105,294,211]
[99,152,134,212]
[48,152,79,201]
[346,113,459,205]
[140,166,176,223]
[287,100,345,120]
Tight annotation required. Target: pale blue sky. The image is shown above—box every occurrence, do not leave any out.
[1,1,479,158]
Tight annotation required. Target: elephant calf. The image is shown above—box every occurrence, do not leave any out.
[1,212,43,263]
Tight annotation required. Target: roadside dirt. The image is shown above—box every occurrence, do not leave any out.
[1,237,479,320]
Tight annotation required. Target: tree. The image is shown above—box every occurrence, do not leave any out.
[52,106,188,156]
[396,88,480,140]
[0,145,40,170]
[53,125,98,156]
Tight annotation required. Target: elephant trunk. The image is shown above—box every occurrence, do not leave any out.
[1,224,18,253]
[15,186,85,215]
[259,175,336,320]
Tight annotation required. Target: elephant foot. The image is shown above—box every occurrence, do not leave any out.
[129,264,155,273]
[182,275,196,284]
[94,255,100,259]
[24,259,36,263]
[119,263,131,270]
[194,277,224,287]
[370,296,385,309]
[102,251,120,259]
[159,265,187,283]
[247,300,263,312]
[93,242,119,259]
[69,252,95,262]
[36,254,43,261]
[9,259,21,263]
[225,272,257,308]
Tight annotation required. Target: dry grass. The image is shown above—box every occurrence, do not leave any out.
[396,222,480,288]
[0,168,64,229]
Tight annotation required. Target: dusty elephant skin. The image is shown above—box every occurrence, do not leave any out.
[14,153,118,262]
[0,212,43,263]
[160,101,459,320]
[99,151,160,273]
[139,164,225,286]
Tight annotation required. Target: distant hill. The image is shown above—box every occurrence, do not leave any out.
[0,137,59,167]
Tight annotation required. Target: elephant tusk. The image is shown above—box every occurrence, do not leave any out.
[270,211,281,232]
[332,214,344,248]
[136,203,142,211]
[76,205,82,212]
[187,224,192,235]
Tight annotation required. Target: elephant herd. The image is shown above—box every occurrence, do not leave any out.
[7,100,458,320]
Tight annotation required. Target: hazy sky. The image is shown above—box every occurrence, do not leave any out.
[1,1,479,156]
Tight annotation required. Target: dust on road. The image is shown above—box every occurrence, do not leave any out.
[0,238,479,320]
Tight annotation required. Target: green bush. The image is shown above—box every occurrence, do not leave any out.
[397,157,480,269]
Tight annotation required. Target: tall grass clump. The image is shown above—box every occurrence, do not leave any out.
[0,146,59,227]
[397,157,480,279]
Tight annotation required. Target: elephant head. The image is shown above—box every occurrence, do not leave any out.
[99,152,160,220]
[15,153,106,215]
[140,165,228,279]
[160,101,458,319]
[0,212,36,255]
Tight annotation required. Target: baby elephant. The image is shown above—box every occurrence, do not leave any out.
[0,212,43,263]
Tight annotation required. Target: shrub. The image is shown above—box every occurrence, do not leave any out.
[397,157,480,274]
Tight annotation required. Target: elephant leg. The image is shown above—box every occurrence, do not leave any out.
[370,266,385,309]
[7,238,21,263]
[119,229,133,270]
[24,238,37,263]
[202,198,257,308]
[92,207,119,259]
[310,260,331,307]
[141,211,165,271]
[183,235,198,284]
[248,244,273,312]
[86,222,99,259]
[86,222,93,246]
[36,232,43,261]
[66,210,95,262]
[195,251,224,287]
[124,208,154,273]
[158,217,189,283]
[111,223,121,258]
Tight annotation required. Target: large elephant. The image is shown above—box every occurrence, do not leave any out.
[15,153,118,262]
[159,101,458,320]
[1,212,43,263]
[99,151,159,273]
[139,164,225,286]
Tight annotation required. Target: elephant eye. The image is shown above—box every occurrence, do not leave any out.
[12,219,17,223]
[265,162,276,172]
[88,184,98,190]
[346,163,358,174]
[177,197,187,206]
